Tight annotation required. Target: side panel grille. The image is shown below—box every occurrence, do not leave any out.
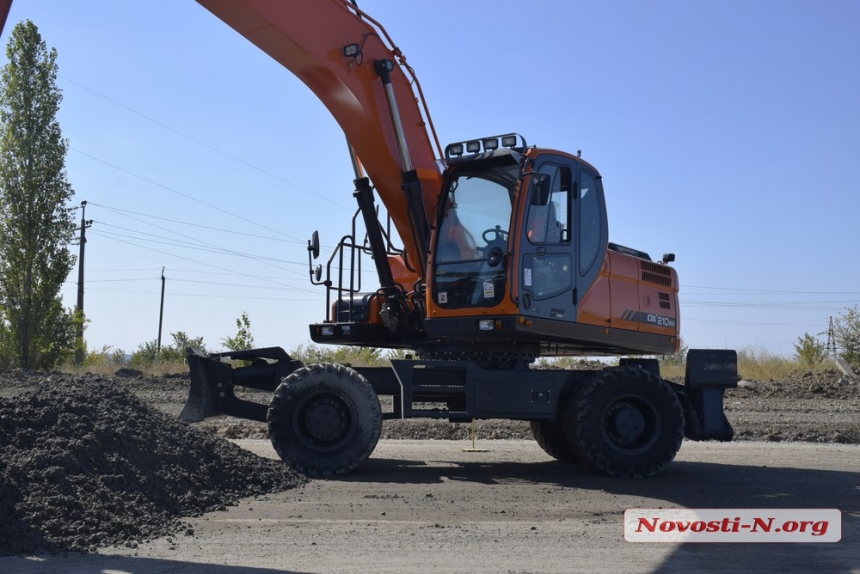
[641,261,673,287]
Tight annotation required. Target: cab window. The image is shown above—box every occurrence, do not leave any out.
[433,163,518,308]
[526,164,570,244]
[579,169,601,273]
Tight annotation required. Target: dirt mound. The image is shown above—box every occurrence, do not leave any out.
[731,369,858,400]
[0,374,305,557]
[722,369,859,444]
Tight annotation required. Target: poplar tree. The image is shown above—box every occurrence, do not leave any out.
[0,20,76,369]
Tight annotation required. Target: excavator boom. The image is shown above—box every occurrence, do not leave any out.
[0,0,442,276]
[0,1,9,34]
[197,0,442,273]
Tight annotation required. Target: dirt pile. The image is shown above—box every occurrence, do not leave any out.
[732,369,858,399]
[723,369,860,444]
[0,374,305,557]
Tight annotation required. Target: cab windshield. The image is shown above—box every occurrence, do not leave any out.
[433,163,519,308]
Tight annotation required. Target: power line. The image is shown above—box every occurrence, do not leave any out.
[683,317,824,328]
[87,201,352,254]
[62,285,322,302]
[60,74,353,211]
[681,300,854,311]
[86,231,319,293]
[682,284,860,296]
[88,201,304,245]
[89,228,311,276]
[71,147,309,244]
[90,224,300,261]
[83,204,377,280]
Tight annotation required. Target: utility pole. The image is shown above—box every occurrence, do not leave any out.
[157,267,165,357]
[828,316,837,359]
[74,201,93,365]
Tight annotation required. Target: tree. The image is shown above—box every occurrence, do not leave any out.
[793,333,827,368]
[833,305,860,366]
[222,311,255,351]
[0,21,76,369]
[169,331,206,353]
[131,331,207,367]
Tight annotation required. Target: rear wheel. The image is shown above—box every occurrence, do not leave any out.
[563,367,684,478]
[530,420,578,462]
[267,362,382,476]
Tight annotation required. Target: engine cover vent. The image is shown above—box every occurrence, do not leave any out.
[641,261,672,287]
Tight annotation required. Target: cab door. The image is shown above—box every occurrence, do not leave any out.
[518,157,606,323]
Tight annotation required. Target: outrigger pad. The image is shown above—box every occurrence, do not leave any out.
[685,349,740,389]
[684,349,739,441]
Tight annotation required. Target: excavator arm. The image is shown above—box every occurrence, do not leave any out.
[0,2,9,35]
[0,0,443,277]
[196,0,443,274]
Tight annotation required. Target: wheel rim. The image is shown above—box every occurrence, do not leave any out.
[293,390,357,452]
[599,394,662,455]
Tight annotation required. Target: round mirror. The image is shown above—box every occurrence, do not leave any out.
[486,246,505,268]
[314,264,323,282]
[309,230,320,259]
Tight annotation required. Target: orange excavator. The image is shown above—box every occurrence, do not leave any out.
[0,0,737,477]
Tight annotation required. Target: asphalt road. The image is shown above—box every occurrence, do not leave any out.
[3,439,859,574]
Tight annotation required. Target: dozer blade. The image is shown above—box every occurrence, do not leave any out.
[180,346,302,423]
[179,348,224,422]
[178,377,206,421]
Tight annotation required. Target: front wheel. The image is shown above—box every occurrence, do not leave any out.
[267,363,382,476]
[563,367,684,478]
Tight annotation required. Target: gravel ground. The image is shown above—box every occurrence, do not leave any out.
[0,365,857,557]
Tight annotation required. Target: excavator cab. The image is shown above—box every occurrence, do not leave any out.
[422,134,637,357]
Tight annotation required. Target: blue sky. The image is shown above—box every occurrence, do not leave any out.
[2,1,858,357]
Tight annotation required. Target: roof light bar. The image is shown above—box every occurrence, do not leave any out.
[444,133,528,158]
[446,142,464,157]
[483,138,499,150]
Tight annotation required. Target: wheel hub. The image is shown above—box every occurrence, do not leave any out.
[302,395,350,444]
[609,402,646,443]
[600,395,661,454]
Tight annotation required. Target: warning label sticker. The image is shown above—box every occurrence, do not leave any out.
[483,281,495,299]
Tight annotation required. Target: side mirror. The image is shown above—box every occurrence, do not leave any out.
[486,246,505,268]
[308,230,320,260]
[314,264,323,282]
[530,174,550,206]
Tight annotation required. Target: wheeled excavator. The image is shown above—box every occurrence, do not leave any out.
[0,0,738,477]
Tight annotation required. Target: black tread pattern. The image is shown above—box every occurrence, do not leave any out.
[530,420,578,463]
[267,362,382,476]
[563,367,684,478]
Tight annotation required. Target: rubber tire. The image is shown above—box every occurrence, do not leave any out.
[530,420,578,463]
[267,362,382,476]
[719,414,735,442]
[563,367,684,478]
